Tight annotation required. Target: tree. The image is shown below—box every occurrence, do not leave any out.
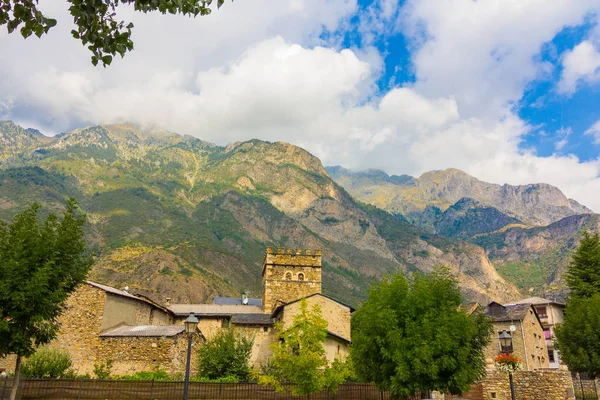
[197,328,254,381]
[0,0,230,66]
[351,267,492,399]
[555,295,600,377]
[555,231,600,376]
[0,200,92,400]
[20,347,73,378]
[259,299,350,397]
[566,231,600,299]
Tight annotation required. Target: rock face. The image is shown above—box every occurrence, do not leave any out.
[327,166,593,227]
[0,121,520,305]
[473,214,600,298]
[328,166,599,299]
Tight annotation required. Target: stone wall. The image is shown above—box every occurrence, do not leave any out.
[97,334,202,376]
[280,294,351,342]
[262,247,322,313]
[484,310,549,371]
[234,326,275,367]
[478,370,575,400]
[0,283,107,374]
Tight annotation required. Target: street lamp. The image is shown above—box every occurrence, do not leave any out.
[498,330,516,400]
[183,313,198,400]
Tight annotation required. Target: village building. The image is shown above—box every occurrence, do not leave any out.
[510,296,566,369]
[484,301,549,371]
[0,247,352,376]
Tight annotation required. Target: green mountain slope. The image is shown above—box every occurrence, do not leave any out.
[472,214,600,298]
[0,122,521,306]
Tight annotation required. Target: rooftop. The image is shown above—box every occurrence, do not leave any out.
[509,297,566,307]
[213,296,262,306]
[231,314,274,325]
[100,325,185,337]
[168,304,264,317]
[487,303,534,322]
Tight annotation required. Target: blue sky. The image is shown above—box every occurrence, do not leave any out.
[1,0,600,209]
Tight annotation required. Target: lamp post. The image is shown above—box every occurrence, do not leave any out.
[498,330,516,400]
[183,313,198,400]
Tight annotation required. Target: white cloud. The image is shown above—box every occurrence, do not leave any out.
[558,40,600,94]
[2,0,600,213]
[585,120,600,144]
[400,0,599,117]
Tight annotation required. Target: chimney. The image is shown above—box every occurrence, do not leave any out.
[165,298,171,307]
[241,293,249,305]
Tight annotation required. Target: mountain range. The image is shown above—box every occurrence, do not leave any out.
[0,120,596,305]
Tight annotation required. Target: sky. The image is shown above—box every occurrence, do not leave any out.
[1,0,600,210]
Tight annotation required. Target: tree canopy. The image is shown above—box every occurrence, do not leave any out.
[555,231,600,376]
[197,328,254,381]
[566,231,600,299]
[0,0,229,66]
[350,267,492,399]
[259,299,349,396]
[0,200,92,400]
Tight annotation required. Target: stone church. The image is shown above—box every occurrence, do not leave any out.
[0,247,353,376]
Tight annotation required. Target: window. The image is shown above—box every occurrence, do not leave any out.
[490,392,497,399]
[222,318,230,328]
[285,272,292,280]
[263,326,269,333]
[337,345,341,354]
[298,273,305,281]
[548,350,555,363]
[544,328,551,340]
[535,306,548,318]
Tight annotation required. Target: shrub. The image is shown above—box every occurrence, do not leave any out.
[117,366,171,381]
[20,347,72,378]
[197,329,254,381]
[93,359,113,379]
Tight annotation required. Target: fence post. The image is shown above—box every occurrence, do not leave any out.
[219,381,223,399]
[581,374,586,400]
[0,377,7,400]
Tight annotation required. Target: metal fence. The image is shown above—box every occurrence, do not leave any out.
[572,373,599,400]
[0,378,433,400]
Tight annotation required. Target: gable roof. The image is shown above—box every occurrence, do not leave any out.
[272,293,355,316]
[486,302,544,327]
[86,281,173,315]
[100,325,185,337]
[231,314,274,325]
[168,304,264,317]
[214,296,262,306]
[509,297,566,307]
[327,330,351,344]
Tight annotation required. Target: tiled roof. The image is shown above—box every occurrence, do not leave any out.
[231,314,274,325]
[327,330,350,344]
[272,293,355,316]
[509,297,566,307]
[214,296,262,306]
[168,304,264,317]
[86,281,141,301]
[100,325,185,337]
[487,303,533,322]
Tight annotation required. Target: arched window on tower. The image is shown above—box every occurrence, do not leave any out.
[285,272,292,280]
[298,273,305,281]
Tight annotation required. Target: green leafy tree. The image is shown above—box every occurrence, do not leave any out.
[0,200,92,400]
[566,231,600,299]
[197,329,254,381]
[555,295,600,377]
[20,347,73,378]
[351,267,492,399]
[259,299,351,397]
[555,232,600,375]
[0,0,230,66]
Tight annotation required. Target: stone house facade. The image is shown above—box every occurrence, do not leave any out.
[510,297,566,369]
[0,247,351,376]
[484,302,549,371]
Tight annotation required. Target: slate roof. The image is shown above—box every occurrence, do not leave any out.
[100,325,185,337]
[231,314,274,325]
[168,304,264,317]
[486,303,534,322]
[327,330,351,344]
[510,297,566,307]
[272,293,355,316]
[214,296,262,306]
[87,281,140,301]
